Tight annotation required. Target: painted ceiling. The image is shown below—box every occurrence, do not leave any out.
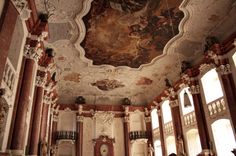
[36,0,236,105]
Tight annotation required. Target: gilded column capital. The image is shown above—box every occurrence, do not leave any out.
[216,64,231,75]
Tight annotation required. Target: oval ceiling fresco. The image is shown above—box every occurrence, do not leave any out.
[82,0,184,68]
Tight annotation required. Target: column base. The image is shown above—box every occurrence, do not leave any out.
[197,149,215,156]
[6,150,24,156]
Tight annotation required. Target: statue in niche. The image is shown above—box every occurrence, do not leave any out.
[148,144,154,156]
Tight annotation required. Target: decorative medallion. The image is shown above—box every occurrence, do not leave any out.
[91,79,125,91]
[82,0,184,68]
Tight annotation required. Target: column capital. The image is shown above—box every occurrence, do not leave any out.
[35,75,47,87]
[216,64,231,75]
[169,99,179,108]
[53,115,59,122]
[189,84,200,94]
[145,116,151,123]
[24,45,43,62]
[77,116,84,123]
[124,116,130,123]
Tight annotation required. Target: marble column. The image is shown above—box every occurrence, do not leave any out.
[169,99,186,155]
[123,107,131,156]
[10,50,38,154]
[40,102,50,142]
[76,115,83,156]
[157,108,166,156]
[51,114,58,145]
[28,74,46,155]
[189,80,214,155]
[217,63,236,133]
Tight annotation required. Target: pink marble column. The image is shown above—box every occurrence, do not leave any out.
[76,114,83,156]
[10,58,36,153]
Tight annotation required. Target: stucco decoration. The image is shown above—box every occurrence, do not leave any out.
[82,0,184,68]
[94,111,115,138]
[63,72,81,83]
[91,79,125,91]
[136,77,153,85]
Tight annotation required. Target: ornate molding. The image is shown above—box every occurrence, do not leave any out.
[78,105,83,115]
[28,32,49,42]
[207,50,221,65]
[53,115,59,122]
[24,45,43,62]
[189,85,200,94]
[216,64,231,75]
[11,0,31,20]
[43,95,52,105]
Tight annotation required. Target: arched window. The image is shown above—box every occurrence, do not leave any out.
[179,87,194,115]
[151,109,159,129]
[154,140,162,156]
[201,68,223,103]
[166,136,176,155]
[211,119,236,156]
[186,129,201,156]
[162,100,172,124]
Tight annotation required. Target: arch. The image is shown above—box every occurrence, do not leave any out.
[211,119,236,156]
[166,136,176,155]
[179,87,194,115]
[186,129,201,156]
[201,68,223,103]
[154,140,162,156]
[151,109,159,129]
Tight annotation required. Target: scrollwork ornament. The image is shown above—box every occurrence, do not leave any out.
[77,116,84,122]
[217,64,231,75]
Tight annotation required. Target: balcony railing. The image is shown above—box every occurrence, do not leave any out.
[164,121,173,135]
[183,111,196,127]
[207,97,226,117]
[129,131,148,140]
[55,131,77,140]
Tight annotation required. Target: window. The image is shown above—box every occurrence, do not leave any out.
[201,69,223,103]
[154,140,162,156]
[186,129,201,156]
[166,136,176,155]
[162,100,172,124]
[151,109,159,129]
[211,119,236,156]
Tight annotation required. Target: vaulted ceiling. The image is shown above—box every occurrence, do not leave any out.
[35,0,236,105]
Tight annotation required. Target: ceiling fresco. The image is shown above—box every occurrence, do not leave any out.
[82,0,184,68]
[35,0,236,105]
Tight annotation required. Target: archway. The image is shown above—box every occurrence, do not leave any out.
[186,129,201,156]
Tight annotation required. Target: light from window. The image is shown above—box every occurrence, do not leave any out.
[186,129,201,156]
[162,100,172,123]
[211,119,236,156]
[201,69,223,103]
[166,136,176,155]
[151,109,159,129]
[154,140,162,156]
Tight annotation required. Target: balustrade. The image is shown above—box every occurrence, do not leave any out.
[129,131,148,140]
[183,111,196,127]
[164,122,173,135]
[207,97,226,117]
[55,131,77,140]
